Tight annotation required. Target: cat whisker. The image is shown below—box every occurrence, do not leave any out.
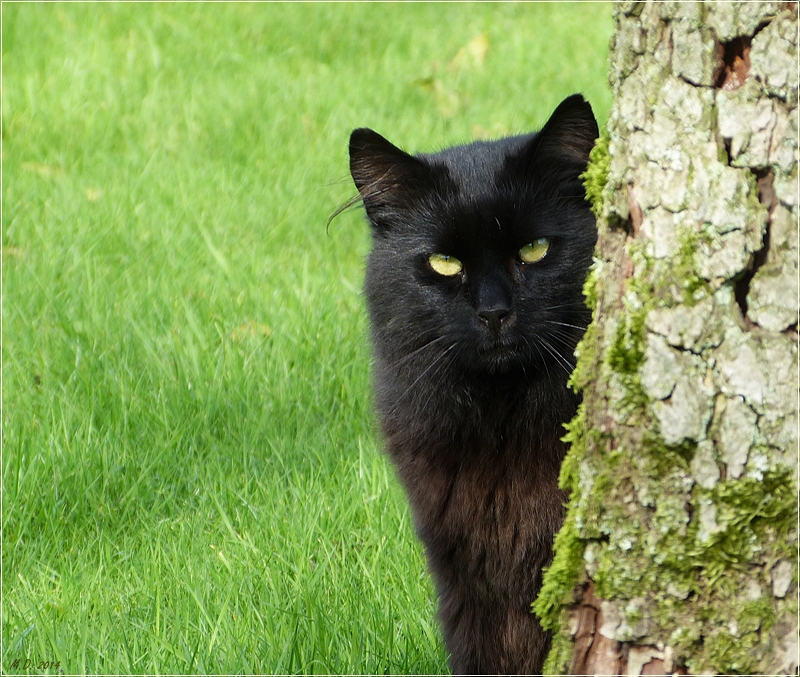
[392,341,459,406]
[329,167,401,230]
[542,319,587,331]
[326,192,364,232]
[385,335,451,370]
[413,345,463,415]
[542,325,583,346]
[541,324,582,348]
[521,334,551,380]
[537,301,592,313]
[536,336,575,377]
[531,193,590,205]
[544,339,579,362]
[543,337,580,370]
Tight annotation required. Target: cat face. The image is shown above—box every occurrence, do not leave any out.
[350,95,598,380]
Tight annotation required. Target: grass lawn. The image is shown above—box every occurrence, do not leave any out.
[2,4,612,674]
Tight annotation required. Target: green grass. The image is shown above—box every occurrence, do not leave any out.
[2,4,613,674]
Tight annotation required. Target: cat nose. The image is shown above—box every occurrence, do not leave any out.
[477,305,510,331]
[475,273,512,332]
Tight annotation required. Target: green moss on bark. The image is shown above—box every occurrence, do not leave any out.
[581,126,611,218]
[532,510,585,632]
[541,626,574,676]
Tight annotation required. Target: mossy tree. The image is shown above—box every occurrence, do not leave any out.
[534,2,798,674]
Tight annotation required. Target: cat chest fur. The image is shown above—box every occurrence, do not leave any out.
[378,380,572,599]
[377,382,574,675]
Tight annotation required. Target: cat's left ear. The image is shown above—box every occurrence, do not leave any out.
[528,94,599,167]
[349,128,433,226]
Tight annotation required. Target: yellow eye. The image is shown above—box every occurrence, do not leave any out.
[428,253,463,276]
[519,238,550,263]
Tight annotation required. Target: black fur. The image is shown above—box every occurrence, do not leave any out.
[349,94,598,675]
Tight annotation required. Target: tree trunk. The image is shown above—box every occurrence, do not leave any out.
[534,2,798,675]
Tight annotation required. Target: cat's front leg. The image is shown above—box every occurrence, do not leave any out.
[437,587,551,676]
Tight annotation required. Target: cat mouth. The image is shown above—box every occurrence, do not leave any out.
[472,338,529,374]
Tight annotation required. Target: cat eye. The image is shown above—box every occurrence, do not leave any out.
[428,253,463,276]
[518,238,550,264]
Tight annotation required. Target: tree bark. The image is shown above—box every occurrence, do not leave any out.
[534,2,798,675]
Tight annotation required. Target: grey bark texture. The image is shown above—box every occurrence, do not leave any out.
[534,2,798,675]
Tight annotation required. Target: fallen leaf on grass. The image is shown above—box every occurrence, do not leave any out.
[471,123,512,140]
[21,162,63,178]
[3,245,23,259]
[85,187,103,202]
[413,76,461,119]
[449,33,489,72]
[230,321,272,342]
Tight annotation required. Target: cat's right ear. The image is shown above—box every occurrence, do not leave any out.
[349,128,432,226]
[527,95,599,168]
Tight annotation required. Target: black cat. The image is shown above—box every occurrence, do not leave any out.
[348,95,598,675]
